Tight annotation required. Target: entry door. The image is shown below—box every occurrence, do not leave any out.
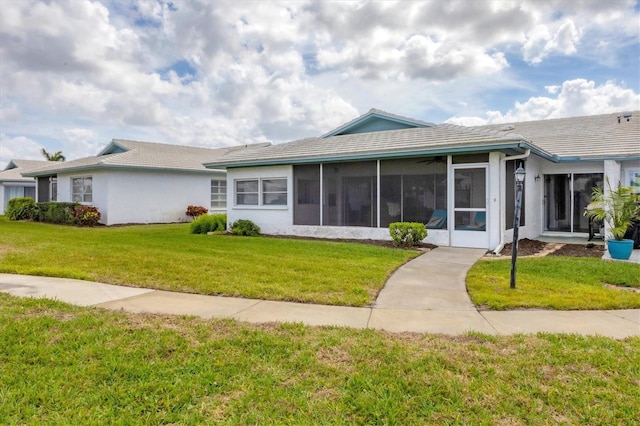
[451,166,489,248]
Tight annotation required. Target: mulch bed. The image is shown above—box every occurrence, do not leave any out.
[266,234,603,257]
[498,238,605,258]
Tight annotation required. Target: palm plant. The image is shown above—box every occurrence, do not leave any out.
[41,148,66,162]
[585,180,640,240]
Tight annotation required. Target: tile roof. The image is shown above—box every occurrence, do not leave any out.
[207,110,639,168]
[473,111,640,160]
[24,139,269,177]
[206,124,530,167]
[0,159,50,182]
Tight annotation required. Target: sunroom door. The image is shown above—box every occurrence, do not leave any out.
[451,165,489,248]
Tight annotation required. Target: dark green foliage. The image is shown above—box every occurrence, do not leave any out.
[35,202,78,224]
[190,214,227,234]
[231,219,260,236]
[6,197,37,220]
[72,205,101,226]
[389,222,428,246]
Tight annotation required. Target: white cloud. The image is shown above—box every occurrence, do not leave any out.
[0,0,638,159]
[0,135,45,169]
[62,129,101,159]
[446,79,640,125]
[523,19,581,64]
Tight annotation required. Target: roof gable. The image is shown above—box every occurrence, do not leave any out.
[322,108,433,137]
[0,159,50,181]
[98,140,129,156]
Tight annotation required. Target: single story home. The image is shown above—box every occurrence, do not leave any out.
[204,109,640,250]
[0,159,50,215]
[23,139,266,225]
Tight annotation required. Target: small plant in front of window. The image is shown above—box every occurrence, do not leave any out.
[389,222,427,247]
[190,214,227,234]
[6,197,37,221]
[186,205,208,219]
[73,205,101,227]
[230,219,260,236]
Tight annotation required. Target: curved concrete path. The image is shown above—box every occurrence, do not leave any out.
[1,247,638,338]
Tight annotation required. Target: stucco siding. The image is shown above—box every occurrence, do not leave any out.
[104,170,214,225]
[226,165,294,233]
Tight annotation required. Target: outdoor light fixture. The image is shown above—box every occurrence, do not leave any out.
[510,166,526,289]
[534,174,541,182]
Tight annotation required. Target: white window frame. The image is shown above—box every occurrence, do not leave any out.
[211,178,227,209]
[234,177,288,207]
[262,178,287,206]
[235,179,259,206]
[49,177,57,202]
[71,176,92,203]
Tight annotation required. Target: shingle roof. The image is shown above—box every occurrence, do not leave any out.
[24,139,269,177]
[206,110,640,168]
[205,124,530,167]
[473,111,640,160]
[0,159,50,182]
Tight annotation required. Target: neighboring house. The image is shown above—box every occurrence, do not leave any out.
[204,109,640,250]
[23,139,266,225]
[0,159,50,215]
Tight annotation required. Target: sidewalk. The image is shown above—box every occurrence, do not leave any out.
[1,247,638,338]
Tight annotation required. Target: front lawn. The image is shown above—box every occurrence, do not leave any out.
[467,256,640,310]
[2,295,638,425]
[0,217,416,306]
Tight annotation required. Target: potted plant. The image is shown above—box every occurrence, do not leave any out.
[585,180,640,260]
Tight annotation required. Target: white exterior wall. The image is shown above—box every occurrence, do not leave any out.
[514,155,545,242]
[226,165,294,233]
[56,169,217,225]
[105,170,214,225]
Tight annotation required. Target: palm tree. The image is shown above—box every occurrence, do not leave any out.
[41,148,66,162]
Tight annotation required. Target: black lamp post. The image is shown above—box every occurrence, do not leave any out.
[510,166,526,289]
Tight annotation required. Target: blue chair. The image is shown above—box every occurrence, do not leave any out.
[427,209,447,228]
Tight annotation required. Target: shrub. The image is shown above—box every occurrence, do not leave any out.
[186,205,208,219]
[73,205,101,227]
[230,219,260,236]
[6,197,37,221]
[35,202,78,224]
[389,222,428,247]
[190,214,227,234]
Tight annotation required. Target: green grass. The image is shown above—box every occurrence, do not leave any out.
[468,256,640,310]
[0,217,416,307]
[1,294,638,425]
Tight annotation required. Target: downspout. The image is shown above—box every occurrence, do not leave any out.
[493,148,531,255]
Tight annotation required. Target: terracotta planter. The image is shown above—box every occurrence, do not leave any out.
[607,239,634,260]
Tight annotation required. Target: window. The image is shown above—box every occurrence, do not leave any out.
[323,161,377,227]
[544,173,602,233]
[72,177,92,203]
[211,179,227,209]
[293,165,321,225]
[50,177,57,202]
[262,179,287,205]
[235,178,288,206]
[380,158,447,228]
[236,180,259,205]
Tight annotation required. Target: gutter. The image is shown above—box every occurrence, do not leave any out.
[493,148,531,255]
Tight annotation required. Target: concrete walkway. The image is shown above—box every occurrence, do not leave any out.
[1,247,638,338]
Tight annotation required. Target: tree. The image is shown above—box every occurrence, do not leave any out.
[41,148,66,162]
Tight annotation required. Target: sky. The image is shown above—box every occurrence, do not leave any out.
[1,0,639,169]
